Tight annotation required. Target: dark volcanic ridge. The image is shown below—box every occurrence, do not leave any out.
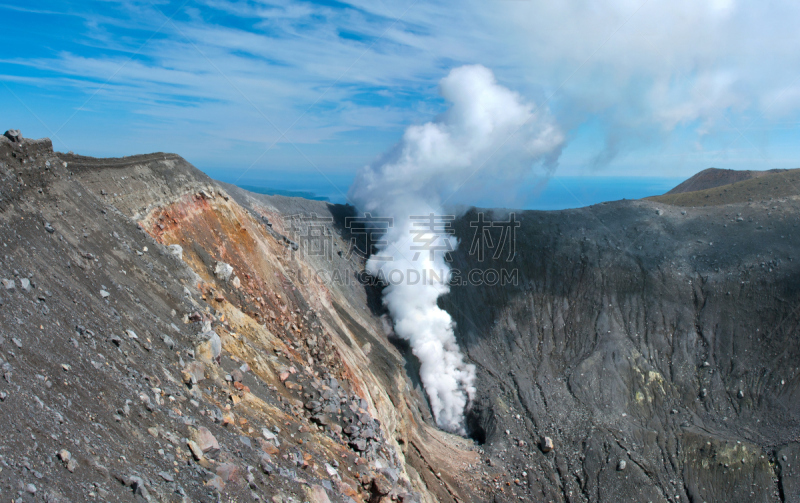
[1,129,800,503]
[650,167,800,207]
[665,167,791,195]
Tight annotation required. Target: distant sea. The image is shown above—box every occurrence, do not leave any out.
[211,171,683,211]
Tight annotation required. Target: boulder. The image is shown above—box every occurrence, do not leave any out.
[305,484,332,503]
[206,475,225,492]
[196,330,221,362]
[350,439,367,452]
[3,130,21,142]
[194,427,220,454]
[187,440,204,460]
[260,453,275,474]
[261,427,278,442]
[181,361,206,384]
[167,244,183,260]
[216,462,240,482]
[214,261,234,281]
[372,473,393,496]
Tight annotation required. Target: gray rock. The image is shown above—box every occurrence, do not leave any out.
[618,459,627,471]
[25,483,36,494]
[167,244,183,260]
[19,278,30,291]
[182,361,205,384]
[541,436,554,453]
[307,484,333,503]
[119,475,148,498]
[194,426,219,454]
[262,428,277,442]
[3,130,21,142]
[44,222,55,234]
[371,474,392,496]
[203,330,221,360]
[187,440,204,461]
[311,414,330,426]
[206,475,224,492]
[2,279,14,290]
[216,462,240,482]
[350,439,367,451]
[162,334,175,350]
[260,454,274,475]
[100,289,110,298]
[214,261,234,281]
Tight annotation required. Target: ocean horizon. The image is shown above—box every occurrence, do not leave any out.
[208,171,684,211]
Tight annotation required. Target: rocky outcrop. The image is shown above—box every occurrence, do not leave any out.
[0,132,483,502]
[443,199,800,501]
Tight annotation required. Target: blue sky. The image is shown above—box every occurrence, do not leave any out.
[3,1,800,206]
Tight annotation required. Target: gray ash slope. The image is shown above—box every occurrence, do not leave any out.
[443,198,800,502]
[665,167,789,195]
[1,128,800,502]
[0,132,487,503]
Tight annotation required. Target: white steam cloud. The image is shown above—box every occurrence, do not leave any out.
[349,65,564,433]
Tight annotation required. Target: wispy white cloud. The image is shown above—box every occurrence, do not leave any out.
[2,0,800,179]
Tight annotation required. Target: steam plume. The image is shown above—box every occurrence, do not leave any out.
[349,64,564,433]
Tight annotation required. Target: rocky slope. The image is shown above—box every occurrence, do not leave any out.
[0,131,485,503]
[2,130,799,502]
[445,194,800,502]
[664,167,789,195]
[650,168,800,209]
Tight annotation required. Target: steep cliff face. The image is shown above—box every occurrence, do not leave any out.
[0,134,483,503]
[444,199,800,502]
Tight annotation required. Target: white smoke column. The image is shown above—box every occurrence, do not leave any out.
[349,65,564,434]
